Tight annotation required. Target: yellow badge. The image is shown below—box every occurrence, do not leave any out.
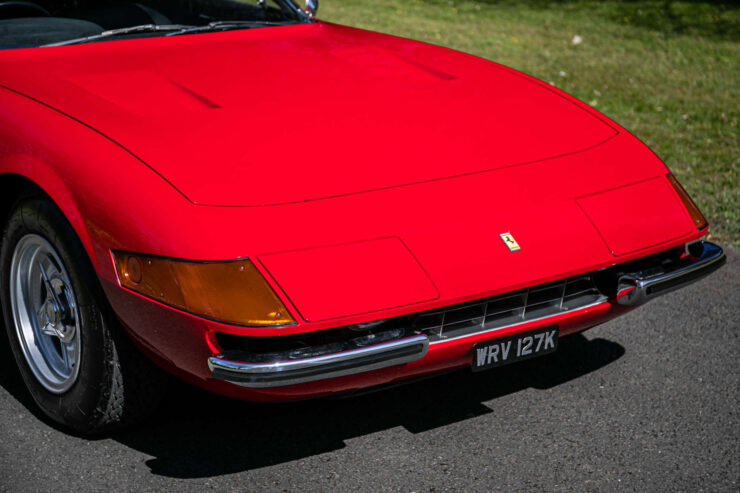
[499,232,521,252]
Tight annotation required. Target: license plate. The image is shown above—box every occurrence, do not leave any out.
[472,326,558,372]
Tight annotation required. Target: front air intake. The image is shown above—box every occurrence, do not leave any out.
[411,274,606,341]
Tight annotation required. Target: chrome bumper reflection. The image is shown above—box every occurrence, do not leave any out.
[617,241,725,306]
[208,334,429,388]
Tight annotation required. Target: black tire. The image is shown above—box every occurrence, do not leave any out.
[0,194,166,434]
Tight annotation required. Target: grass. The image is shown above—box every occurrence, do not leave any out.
[321,0,739,246]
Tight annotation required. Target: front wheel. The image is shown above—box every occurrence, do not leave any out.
[0,195,166,434]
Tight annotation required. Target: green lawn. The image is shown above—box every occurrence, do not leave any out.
[321,0,739,246]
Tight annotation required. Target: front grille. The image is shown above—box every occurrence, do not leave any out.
[217,273,609,355]
[411,274,607,342]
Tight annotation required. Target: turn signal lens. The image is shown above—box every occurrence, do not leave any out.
[112,252,294,326]
[667,173,708,230]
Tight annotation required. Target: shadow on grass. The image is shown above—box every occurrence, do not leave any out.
[0,328,624,478]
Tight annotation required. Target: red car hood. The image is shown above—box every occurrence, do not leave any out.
[0,22,616,206]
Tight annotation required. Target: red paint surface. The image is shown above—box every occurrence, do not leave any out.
[0,21,707,400]
[0,23,617,207]
[259,237,439,321]
[577,177,694,255]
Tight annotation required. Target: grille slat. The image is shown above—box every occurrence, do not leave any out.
[415,274,606,342]
[563,288,597,298]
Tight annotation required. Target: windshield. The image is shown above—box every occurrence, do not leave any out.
[0,0,308,49]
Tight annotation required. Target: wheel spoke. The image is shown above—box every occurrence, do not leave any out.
[62,284,77,313]
[37,258,51,284]
[36,303,47,325]
[38,260,65,313]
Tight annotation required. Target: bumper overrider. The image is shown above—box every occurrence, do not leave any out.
[208,241,725,389]
[615,241,725,305]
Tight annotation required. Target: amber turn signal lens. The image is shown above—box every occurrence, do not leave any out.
[112,253,294,327]
[666,173,708,230]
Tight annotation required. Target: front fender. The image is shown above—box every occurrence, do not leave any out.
[0,85,189,283]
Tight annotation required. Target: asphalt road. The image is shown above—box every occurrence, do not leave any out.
[0,247,737,492]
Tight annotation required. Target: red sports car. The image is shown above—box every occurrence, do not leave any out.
[0,0,725,433]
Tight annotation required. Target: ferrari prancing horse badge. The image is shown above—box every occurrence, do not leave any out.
[499,232,521,252]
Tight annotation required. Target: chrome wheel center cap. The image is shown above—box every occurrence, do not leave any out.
[42,293,75,343]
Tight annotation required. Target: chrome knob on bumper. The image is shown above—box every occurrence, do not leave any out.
[208,334,429,388]
[616,241,725,306]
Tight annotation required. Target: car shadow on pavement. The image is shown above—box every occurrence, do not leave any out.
[0,330,624,479]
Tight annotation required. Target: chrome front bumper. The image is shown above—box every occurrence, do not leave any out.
[208,334,429,388]
[616,241,725,306]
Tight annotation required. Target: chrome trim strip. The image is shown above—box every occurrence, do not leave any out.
[208,334,429,388]
[429,299,609,345]
[617,241,725,306]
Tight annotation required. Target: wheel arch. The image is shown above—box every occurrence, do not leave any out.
[0,169,98,272]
